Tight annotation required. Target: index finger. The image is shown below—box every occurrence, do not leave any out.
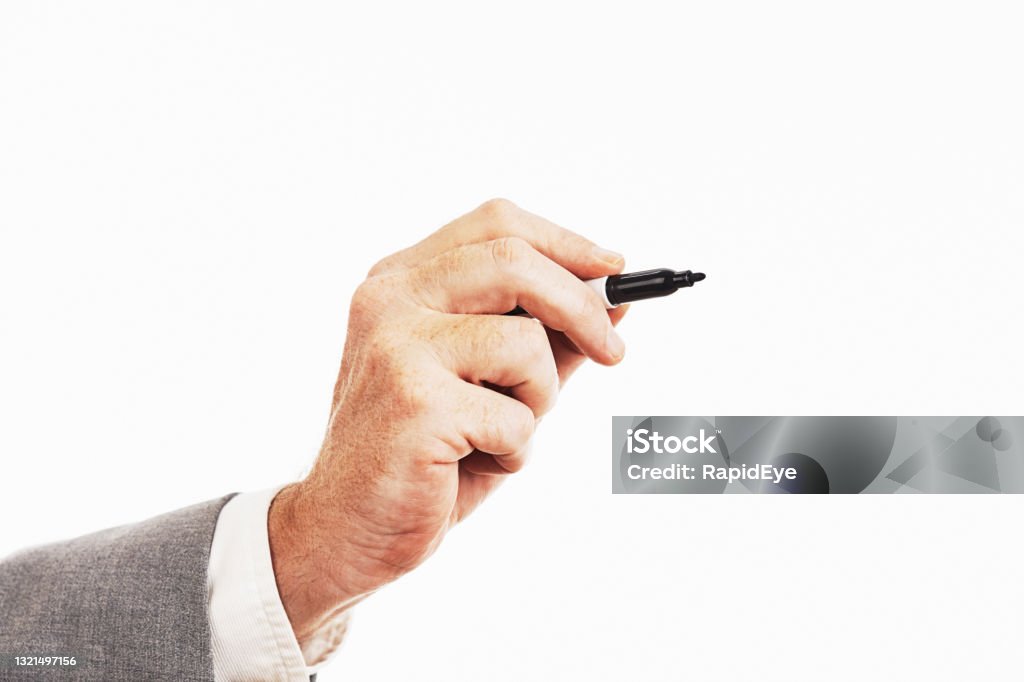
[369,198,625,280]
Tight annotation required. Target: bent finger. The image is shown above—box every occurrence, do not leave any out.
[406,237,624,365]
[371,198,624,281]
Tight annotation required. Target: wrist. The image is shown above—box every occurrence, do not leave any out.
[267,482,375,645]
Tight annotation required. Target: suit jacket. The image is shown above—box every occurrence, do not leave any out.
[0,496,234,681]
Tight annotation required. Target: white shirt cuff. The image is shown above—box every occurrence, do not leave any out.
[207,487,345,682]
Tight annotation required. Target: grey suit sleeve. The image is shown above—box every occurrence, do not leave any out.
[0,495,236,681]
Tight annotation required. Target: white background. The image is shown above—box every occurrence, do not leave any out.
[2,2,1022,680]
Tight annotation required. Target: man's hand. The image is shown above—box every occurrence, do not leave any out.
[268,199,628,645]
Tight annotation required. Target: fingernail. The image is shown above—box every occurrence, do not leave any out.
[592,246,624,265]
[606,326,625,361]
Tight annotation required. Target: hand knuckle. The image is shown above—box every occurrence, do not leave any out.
[476,403,503,444]
[509,402,536,444]
[386,361,434,416]
[367,255,395,277]
[445,317,498,360]
[488,236,530,271]
[349,278,390,327]
[400,374,435,415]
[523,320,552,359]
[478,197,518,225]
[538,371,560,415]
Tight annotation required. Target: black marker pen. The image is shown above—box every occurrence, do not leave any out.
[506,268,706,316]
